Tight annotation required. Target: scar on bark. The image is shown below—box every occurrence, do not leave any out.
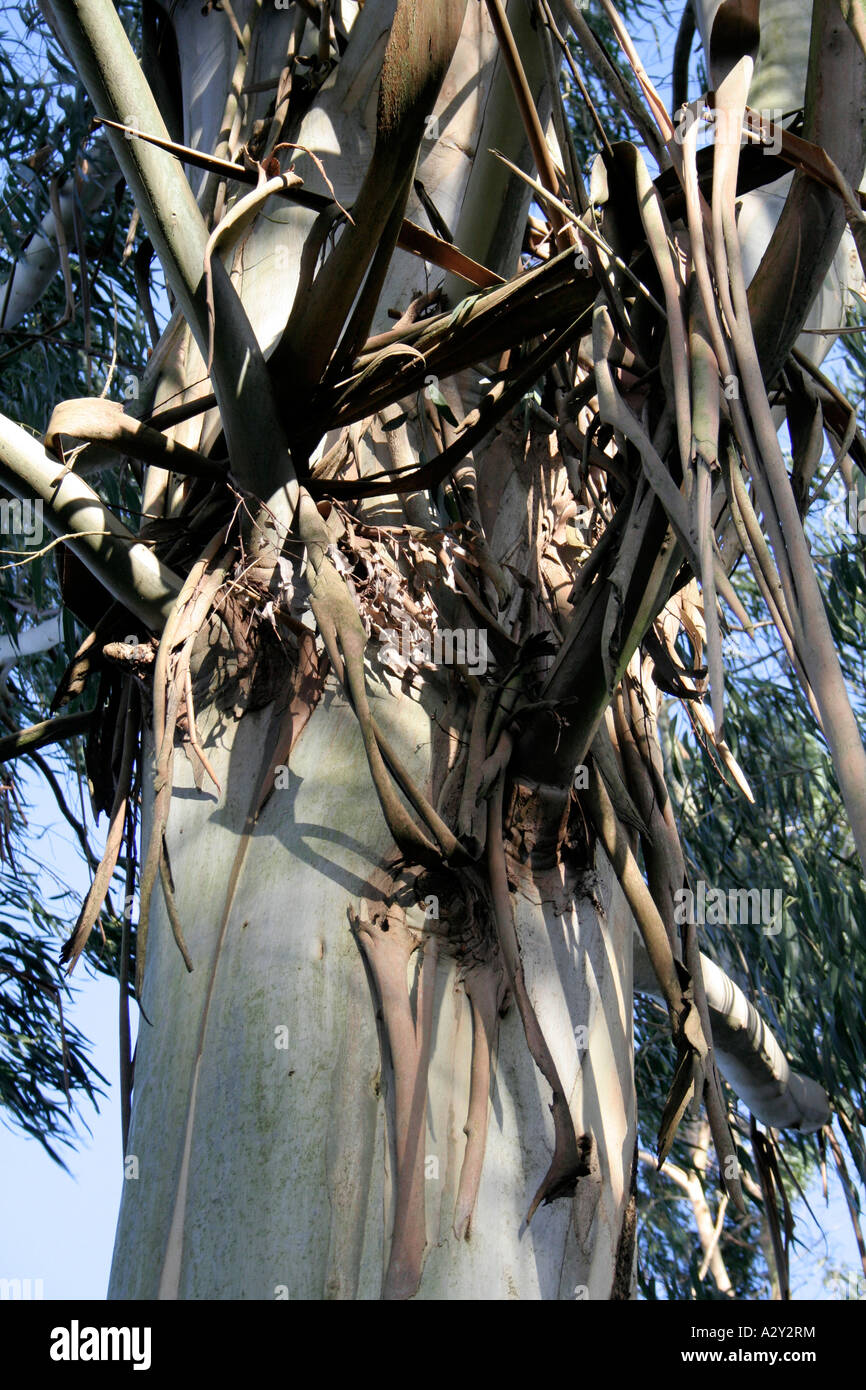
[610,1137,638,1300]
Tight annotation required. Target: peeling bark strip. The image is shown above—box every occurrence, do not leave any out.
[92,117,503,290]
[136,533,233,995]
[453,957,506,1240]
[584,759,717,1170]
[44,397,226,480]
[613,659,742,1211]
[60,681,137,973]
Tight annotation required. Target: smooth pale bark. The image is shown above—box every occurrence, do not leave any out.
[110,680,635,1299]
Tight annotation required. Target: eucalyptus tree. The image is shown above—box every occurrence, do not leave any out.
[1,0,865,1300]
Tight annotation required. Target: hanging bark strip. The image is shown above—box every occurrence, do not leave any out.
[484,0,571,244]
[320,312,589,499]
[60,679,137,974]
[183,666,221,795]
[617,660,742,1207]
[205,172,303,374]
[706,21,866,874]
[672,0,696,112]
[353,898,438,1300]
[204,138,355,371]
[302,533,450,867]
[493,153,665,313]
[45,174,75,334]
[586,763,682,1016]
[751,1118,793,1301]
[595,0,680,157]
[592,299,750,637]
[119,763,138,1156]
[626,144,692,475]
[136,532,233,995]
[269,0,472,402]
[679,97,829,741]
[453,952,507,1240]
[585,759,712,1165]
[825,1127,866,1281]
[688,291,725,738]
[562,0,670,167]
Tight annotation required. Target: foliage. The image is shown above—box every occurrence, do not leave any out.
[0,0,147,1148]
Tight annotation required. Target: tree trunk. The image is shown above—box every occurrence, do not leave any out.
[104,0,638,1300]
[110,691,636,1299]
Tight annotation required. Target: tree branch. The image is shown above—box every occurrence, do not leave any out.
[0,615,63,665]
[0,408,181,630]
[46,0,298,540]
[634,936,831,1134]
[0,710,93,764]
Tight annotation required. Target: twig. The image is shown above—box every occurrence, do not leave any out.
[485,0,569,239]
